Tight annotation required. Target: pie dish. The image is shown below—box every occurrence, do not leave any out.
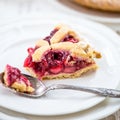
[74,0,120,12]
[3,64,34,93]
[24,24,101,80]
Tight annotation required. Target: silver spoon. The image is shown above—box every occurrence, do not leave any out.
[0,72,120,98]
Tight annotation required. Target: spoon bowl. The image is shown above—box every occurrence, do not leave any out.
[0,72,47,98]
[0,72,120,98]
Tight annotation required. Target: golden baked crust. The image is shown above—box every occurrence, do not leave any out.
[74,0,120,12]
[11,82,34,93]
[32,42,96,62]
[75,41,101,58]
[35,24,101,59]
[36,24,81,45]
[50,25,70,44]
[52,24,81,44]
[35,39,49,47]
[32,45,51,62]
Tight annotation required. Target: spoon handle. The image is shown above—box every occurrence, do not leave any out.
[48,84,120,98]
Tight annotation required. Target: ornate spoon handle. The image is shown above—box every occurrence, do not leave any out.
[48,84,120,98]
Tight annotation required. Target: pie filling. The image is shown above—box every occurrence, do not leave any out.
[24,50,94,79]
[61,35,79,43]
[4,64,34,92]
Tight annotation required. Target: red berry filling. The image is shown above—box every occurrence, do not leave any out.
[5,64,21,86]
[62,35,79,43]
[24,50,93,78]
[5,64,32,87]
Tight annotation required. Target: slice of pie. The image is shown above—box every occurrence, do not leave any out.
[24,24,101,80]
[3,64,34,93]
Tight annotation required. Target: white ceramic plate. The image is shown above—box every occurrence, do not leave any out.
[1,88,120,120]
[0,16,120,116]
[49,0,120,23]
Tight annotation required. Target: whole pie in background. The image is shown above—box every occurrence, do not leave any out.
[74,0,120,12]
